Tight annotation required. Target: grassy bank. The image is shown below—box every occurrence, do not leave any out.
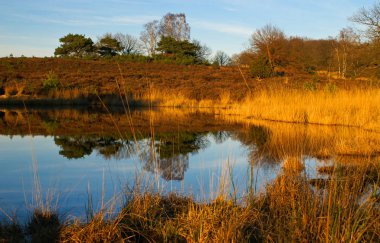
[231,89,380,131]
[2,58,380,130]
[2,106,380,158]
[2,88,380,131]
[137,88,380,131]
[1,159,379,242]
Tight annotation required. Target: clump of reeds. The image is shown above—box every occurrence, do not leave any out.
[1,159,379,242]
[0,222,24,242]
[176,197,261,242]
[133,87,380,132]
[57,156,379,242]
[27,210,61,242]
[254,159,380,242]
[60,211,125,242]
[58,159,380,242]
[230,88,380,131]
[59,192,261,242]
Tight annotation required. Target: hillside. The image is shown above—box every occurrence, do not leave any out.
[1,57,373,105]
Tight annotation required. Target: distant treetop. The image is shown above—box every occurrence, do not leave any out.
[54,34,95,58]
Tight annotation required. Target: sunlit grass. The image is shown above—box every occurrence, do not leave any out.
[234,89,380,131]
[2,158,378,242]
[2,80,380,241]
[137,88,380,132]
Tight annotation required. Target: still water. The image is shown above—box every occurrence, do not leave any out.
[0,108,375,222]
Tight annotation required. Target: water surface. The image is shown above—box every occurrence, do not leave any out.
[0,108,377,222]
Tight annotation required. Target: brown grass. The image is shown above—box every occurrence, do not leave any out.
[1,57,380,241]
[2,58,380,131]
[233,120,380,164]
[4,159,376,242]
[136,88,380,131]
[232,89,380,131]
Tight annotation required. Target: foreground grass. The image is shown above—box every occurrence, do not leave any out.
[1,161,379,242]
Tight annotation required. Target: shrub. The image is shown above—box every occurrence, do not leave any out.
[324,82,337,94]
[303,81,316,91]
[250,57,272,78]
[43,71,60,90]
[303,76,318,91]
[305,65,316,74]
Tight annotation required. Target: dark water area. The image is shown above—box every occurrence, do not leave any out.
[0,107,378,222]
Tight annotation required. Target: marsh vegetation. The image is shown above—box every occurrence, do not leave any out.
[0,108,379,242]
[2,3,380,242]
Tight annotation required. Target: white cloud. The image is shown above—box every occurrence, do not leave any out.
[223,7,238,12]
[10,14,93,26]
[192,20,253,37]
[96,15,159,25]
[10,13,157,27]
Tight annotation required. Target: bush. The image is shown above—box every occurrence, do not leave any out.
[43,71,60,90]
[303,81,317,91]
[303,75,319,91]
[250,57,272,78]
[324,82,337,94]
[305,65,316,74]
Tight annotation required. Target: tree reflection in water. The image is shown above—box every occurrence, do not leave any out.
[139,132,209,181]
[53,132,210,181]
[54,136,95,159]
[54,136,131,160]
[142,153,189,181]
[210,131,230,144]
[232,125,276,166]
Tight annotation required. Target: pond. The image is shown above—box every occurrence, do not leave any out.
[0,107,378,222]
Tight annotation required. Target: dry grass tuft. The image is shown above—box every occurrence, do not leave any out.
[0,222,24,242]
[229,89,380,131]
[27,210,61,243]
[255,159,380,242]
[0,161,379,242]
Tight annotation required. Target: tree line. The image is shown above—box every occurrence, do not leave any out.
[234,2,380,78]
[55,2,380,78]
[54,13,229,66]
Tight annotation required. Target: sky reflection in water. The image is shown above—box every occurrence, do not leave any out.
[0,108,351,221]
[0,133,281,221]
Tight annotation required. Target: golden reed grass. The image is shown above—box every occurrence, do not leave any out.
[46,158,380,242]
[2,88,380,241]
[138,88,380,131]
[240,120,380,160]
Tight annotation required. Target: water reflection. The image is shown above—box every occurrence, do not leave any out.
[53,131,210,181]
[1,107,380,221]
[54,136,126,160]
[2,107,380,168]
[232,125,275,164]
[142,153,189,181]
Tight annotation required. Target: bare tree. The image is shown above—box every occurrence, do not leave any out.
[334,27,360,78]
[159,13,190,41]
[140,20,159,56]
[213,51,231,66]
[192,40,212,62]
[250,24,286,71]
[350,2,380,40]
[114,33,141,55]
[231,51,256,66]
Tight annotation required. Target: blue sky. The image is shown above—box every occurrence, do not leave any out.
[0,0,375,57]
